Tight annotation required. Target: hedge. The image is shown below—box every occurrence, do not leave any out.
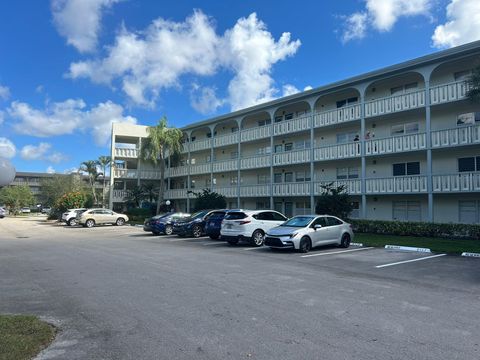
[350,219,480,240]
[126,208,153,217]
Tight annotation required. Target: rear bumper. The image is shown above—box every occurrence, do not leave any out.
[220,234,253,242]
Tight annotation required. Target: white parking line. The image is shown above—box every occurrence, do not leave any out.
[300,247,374,258]
[202,242,225,246]
[375,253,447,268]
[168,238,197,242]
[243,247,265,251]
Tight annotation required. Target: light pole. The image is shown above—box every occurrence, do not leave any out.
[166,200,171,212]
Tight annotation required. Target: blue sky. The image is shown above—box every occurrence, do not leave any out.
[0,0,479,173]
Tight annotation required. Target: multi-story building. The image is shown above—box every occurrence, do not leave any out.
[110,41,480,224]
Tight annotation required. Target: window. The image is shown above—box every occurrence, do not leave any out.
[284,143,293,152]
[284,172,293,183]
[459,201,479,224]
[295,200,311,215]
[326,217,343,226]
[285,113,294,120]
[230,176,238,185]
[312,217,328,227]
[337,167,359,179]
[271,212,288,221]
[454,70,471,82]
[231,151,238,159]
[296,171,311,182]
[393,201,421,221]
[350,202,360,218]
[258,119,271,127]
[206,154,216,163]
[190,136,196,142]
[336,132,357,144]
[391,122,419,136]
[294,140,311,150]
[256,146,271,155]
[457,112,480,126]
[393,162,420,176]
[257,175,270,184]
[231,127,239,133]
[274,144,283,153]
[190,180,196,188]
[274,116,283,123]
[336,97,358,108]
[390,82,418,95]
[256,201,269,210]
[274,173,283,183]
[458,157,480,172]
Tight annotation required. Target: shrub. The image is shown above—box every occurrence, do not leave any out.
[190,189,226,212]
[315,183,353,219]
[126,208,153,217]
[350,219,480,240]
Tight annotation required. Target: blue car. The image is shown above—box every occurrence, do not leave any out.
[204,210,228,239]
[173,210,223,238]
[144,212,190,235]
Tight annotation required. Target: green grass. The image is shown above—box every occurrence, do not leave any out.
[0,315,55,360]
[356,233,480,254]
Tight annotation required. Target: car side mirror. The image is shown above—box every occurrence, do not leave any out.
[314,224,322,230]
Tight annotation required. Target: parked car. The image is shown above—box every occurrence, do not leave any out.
[62,208,87,226]
[21,207,31,213]
[144,212,190,235]
[220,209,288,246]
[78,208,129,228]
[0,207,5,218]
[204,210,228,239]
[265,215,353,253]
[173,210,217,238]
[41,207,51,214]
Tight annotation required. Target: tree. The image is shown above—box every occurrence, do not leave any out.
[56,191,88,213]
[96,155,112,208]
[466,65,480,103]
[0,185,35,215]
[141,182,158,203]
[315,183,354,219]
[79,160,99,206]
[189,189,226,212]
[141,117,183,214]
[125,185,146,207]
[40,174,85,207]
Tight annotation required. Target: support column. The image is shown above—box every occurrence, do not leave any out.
[360,94,367,219]
[108,128,116,209]
[210,126,215,192]
[137,138,142,187]
[309,107,315,214]
[236,119,241,208]
[269,112,274,209]
[186,132,191,212]
[425,80,433,222]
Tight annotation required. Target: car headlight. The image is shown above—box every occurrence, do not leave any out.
[289,232,299,239]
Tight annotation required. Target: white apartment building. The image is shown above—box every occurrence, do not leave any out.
[109,41,480,224]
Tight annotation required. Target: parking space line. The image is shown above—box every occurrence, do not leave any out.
[243,247,265,251]
[300,247,374,258]
[202,242,225,246]
[375,253,447,268]
[168,238,196,242]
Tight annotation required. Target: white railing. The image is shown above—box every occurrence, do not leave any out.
[366,176,427,194]
[214,133,239,147]
[429,80,470,105]
[240,126,272,142]
[314,180,362,195]
[240,154,271,170]
[165,189,189,199]
[189,138,212,152]
[433,173,480,192]
[240,184,270,197]
[190,163,211,175]
[365,133,426,155]
[114,147,138,158]
[273,114,311,136]
[313,104,361,128]
[213,159,238,173]
[273,182,310,196]
[273,149,310,166]
[168,166,189,177]
[314,142,360,161]
[112,190,130,201]
[114,169,138,179]
[139,170,162,180]
[214,186,238,198]
[364,89,425,117]
[431,125,480,148]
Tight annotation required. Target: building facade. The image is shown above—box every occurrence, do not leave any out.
[110,41,480,224]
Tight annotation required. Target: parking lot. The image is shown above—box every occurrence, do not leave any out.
[1,216,479,359]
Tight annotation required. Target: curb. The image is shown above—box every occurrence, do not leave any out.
[385,245,431,253]
[351,242,363,247]
[461,252,480,258]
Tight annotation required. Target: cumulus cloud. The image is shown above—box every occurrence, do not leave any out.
[20,142,68,163]
[341,0,432,42]
[68,11,301,111]
[51,0,120,53]
[281,84,300,97]
[303,85,313,91]
[46,166,56,174]
[190,85,224,115]
[0,137,16,158]
[0,84,10,100]
[432,0,480,48]
[8,99,137,146]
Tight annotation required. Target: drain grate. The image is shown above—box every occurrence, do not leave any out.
[16,236,29,239]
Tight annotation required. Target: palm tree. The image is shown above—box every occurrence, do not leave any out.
[467,65,480,103]
[141,182,158,203]
[125,185,146,207]
[96,155,112,208]
[141,117,183,214]
[79,160,99,206]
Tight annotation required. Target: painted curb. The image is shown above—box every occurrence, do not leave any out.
[385,245,431,253]
[461,252,480,258]
[351,242,363,247]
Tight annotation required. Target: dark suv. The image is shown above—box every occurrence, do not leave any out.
[204,210,228,239]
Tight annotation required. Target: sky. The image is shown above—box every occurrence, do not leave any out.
[0,0,479,174]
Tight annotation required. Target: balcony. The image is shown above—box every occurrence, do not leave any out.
[213,159,238,173]
[314,179,361,195]
[365,89,425,118]
[187,138,212,153]
[314,142,360,161]
[114,169,162,179]
[114,169,138,179]
[240,154,271,170]
[431,125,480,148]
[366,175,427,194]
[168,166,188,177]
[191,163,211,175]
[114,147,138,158]
[214,186,238,198]
[240,184,270,197]
[429,80,470,105]
[433,172,480,192]
[273,149,310,166]
[240,125,272,143]
[273,182,310,196]
[214,133,239,148]
[112,189,129,202]
[365,133,426,156]
[165,189,189,199]
[139,170,162,180]
[273,114,311,136]
[313,104,361,128]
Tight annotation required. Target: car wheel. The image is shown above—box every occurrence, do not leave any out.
[116,218,125,226]
[227,238,239,245]
[209,234,219,240]
[298,237,312,253]
[67,218,77,226]
[164,225,173,235]
[85,219,95,228]
[251,230,265,247]
[340,233,351,248]
[192,225,202,238]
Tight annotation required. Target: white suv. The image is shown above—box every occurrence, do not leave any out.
[62,208,87,226]
[220,210,288,246]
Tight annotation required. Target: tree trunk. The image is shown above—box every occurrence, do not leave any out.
[156,156,165,215]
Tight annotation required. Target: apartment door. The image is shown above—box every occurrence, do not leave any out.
[284,202,293,218]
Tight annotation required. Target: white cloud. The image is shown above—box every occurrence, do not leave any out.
[0,137,16,159]
[341,0,432,42]
[8,99,136,146]
[36,85,44,93]
[0,84,10,100]
[282,84,300,97]
[190,85,224,115]
[432,0,480,48]
[21,142,52,160]
[303,85,313,91]
[0,110,5,125]
[46,166,56,174]
[63,167,80,174]
[68,11,301,111]
[51,0,120,53]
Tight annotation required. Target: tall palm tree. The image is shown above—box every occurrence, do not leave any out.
[141,182,158,203]
[96,155,112,207]
[467,65,480,103]
[79,160,99,206]
[141,117,183,214]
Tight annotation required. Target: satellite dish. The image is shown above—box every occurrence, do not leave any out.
[0,158,16,186]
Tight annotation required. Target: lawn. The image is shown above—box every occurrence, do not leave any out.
[0,315,55,360]
[356,233,480,254]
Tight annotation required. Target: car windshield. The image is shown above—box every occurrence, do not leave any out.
[281,216,315,227]
[187,210,209,220]
[152,213,169,220]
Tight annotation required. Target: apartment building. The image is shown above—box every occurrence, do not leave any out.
[110,41,480,224]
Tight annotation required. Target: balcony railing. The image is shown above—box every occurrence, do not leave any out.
[366,175,427,194]
[188,138,212,152]
[112,189,130,202]
[273,149,310,166]
[213,159,238,173]
[273,182,310,196]
[139,170,162,180]
[314,179,362,195]
[273,114,311,136]
[429,80,470,105]
[214,133,239,148]
[365,89,425,118]
[240,125,271,142]
[313,104,361,128]
[240,154,271,170]
[114,169,138,179]
[114,147,138,158]
[314,142,360,161]
[214,186,238,198]
[114,169,163,179]
[433,172,480,192]
[168,166,188,177]
[190,163,211,175]
[431,125,480,148]
[240,184,270,197]
[365,133,426,155]
[165,189,189,199]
